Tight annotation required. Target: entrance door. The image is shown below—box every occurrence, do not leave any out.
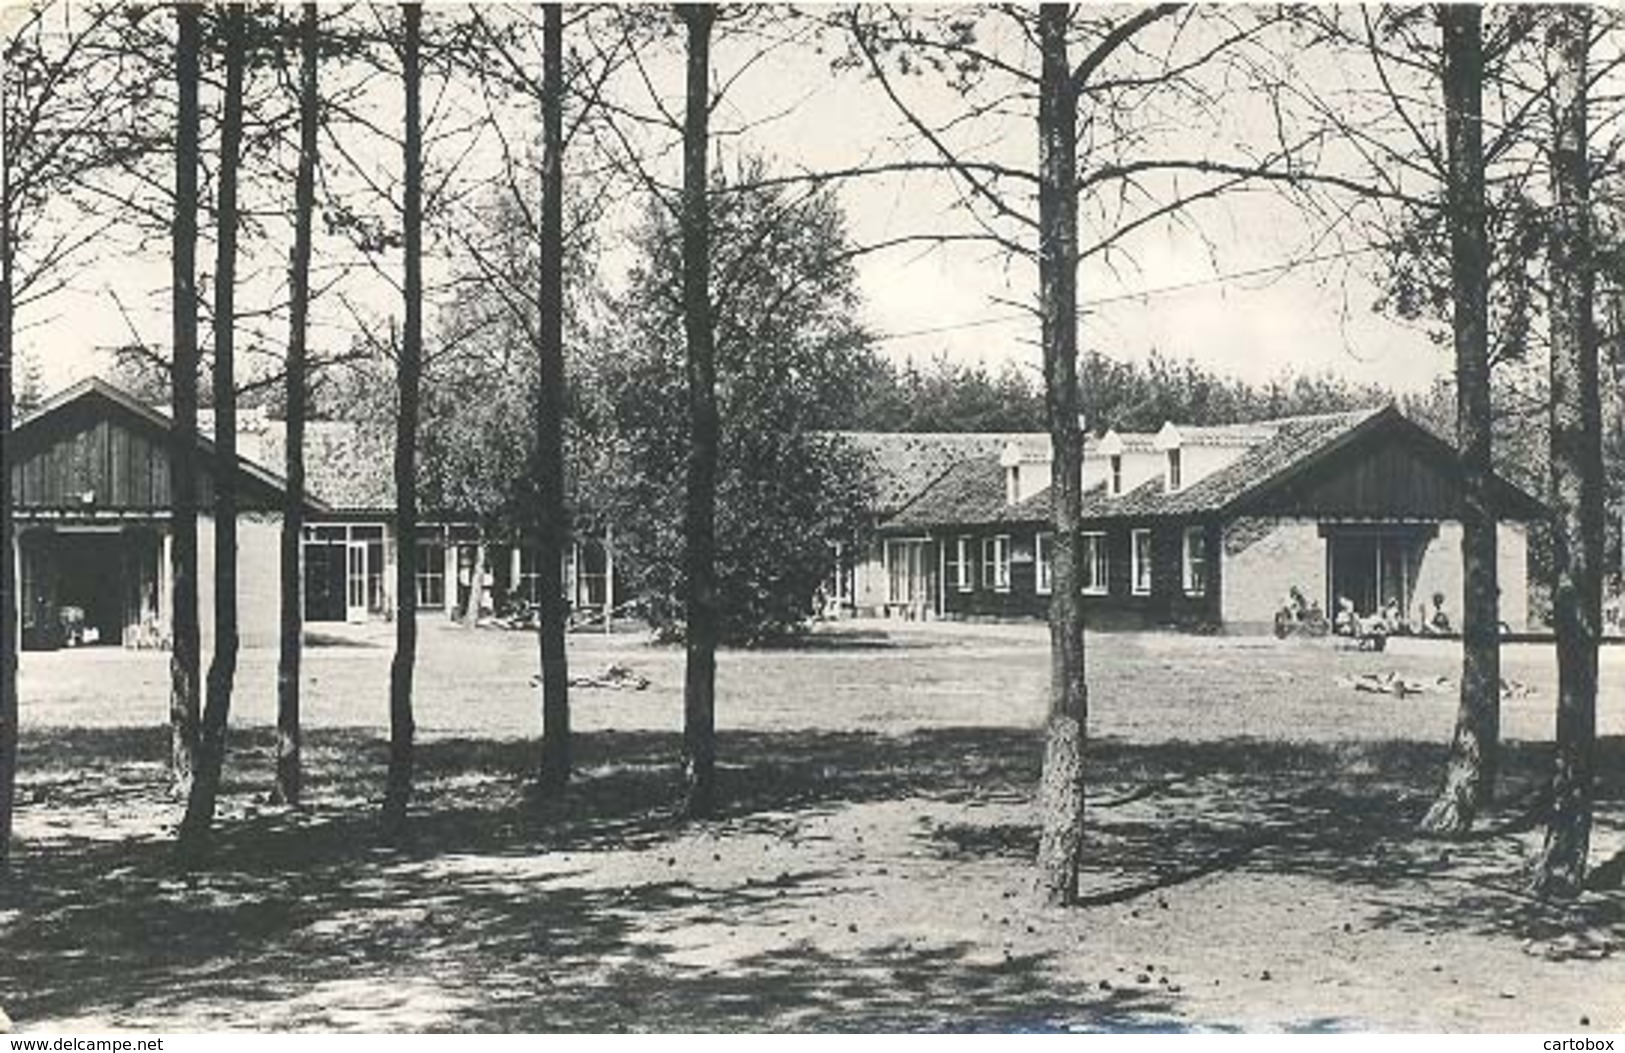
[1328,532,1417,617]
[346,540,369,623]
[885,538,931,616]
[1330,535,1379,615]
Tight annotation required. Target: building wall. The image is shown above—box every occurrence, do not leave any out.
[851,538,889,615]
[1220,516,1325,633]
[1412,521,1532,633]
[1499,521,1529,631]
[1092,520,1221,630]
[198,512,284,651]
[940,527,1047,620]
[931,521,1221,628]
[1411,522,1463,632]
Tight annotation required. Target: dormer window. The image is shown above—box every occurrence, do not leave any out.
[1155,422,1184,493]
[1099,430,1126,498]
[998,442,1029,505]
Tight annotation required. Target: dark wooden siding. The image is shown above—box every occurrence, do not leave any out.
[934,520,1222,628]
[10,396,279,513]
[939,527,1048,619]
[1247,431,1468,520]
[1088,521,1221,629]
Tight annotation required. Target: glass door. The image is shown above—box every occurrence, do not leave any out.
[346,540,368,623]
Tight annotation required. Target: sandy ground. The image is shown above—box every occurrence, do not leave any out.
[2,619,1622,1032]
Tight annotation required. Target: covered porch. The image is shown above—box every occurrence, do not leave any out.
[15,520,166,651]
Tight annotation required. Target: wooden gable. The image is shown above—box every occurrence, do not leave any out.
[9,379,297,514]
[1238,412,1545,522]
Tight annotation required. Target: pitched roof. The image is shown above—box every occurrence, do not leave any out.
[66,382,396,514]
[886,456,1008,530]
[880,406,1545,530]
[1098,431,1158,453]
[836,431,1043,513]
[15,376,328,512]
[1159,422,1281,448]
[256,420,396,514]
[1065,408,1382,521]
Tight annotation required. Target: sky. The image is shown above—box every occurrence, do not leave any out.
[14,4,1465,400]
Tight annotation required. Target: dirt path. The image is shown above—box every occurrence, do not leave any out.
[4,622,1622,1031]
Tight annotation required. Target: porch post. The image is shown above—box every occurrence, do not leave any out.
[936,534,946,619]
[159,530,173,632]
[881,538,890,615]
[442,528,456,616]
[383,524,398,618]
[603,524,614,634]
[510,544,522,602]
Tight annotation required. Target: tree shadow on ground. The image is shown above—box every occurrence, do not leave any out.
[2,724,1621,1029]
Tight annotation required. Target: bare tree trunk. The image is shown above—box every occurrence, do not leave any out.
[274,1,319,809]
[178,3,247,861]
[1532,3,1602,898]
[1421,3,1499,836]
[535,2,571,793]
[678,3,718,820]
[1033,3,1088,907]
[383,1,422,837]
[169,3,203,799]
[0,62,18,870]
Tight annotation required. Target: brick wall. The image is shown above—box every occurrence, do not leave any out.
[199,512,284,652]
[238,514,282,648]
[1220,517,1324,633]
[1412,523,1464,631]
[1411,521,1530,633]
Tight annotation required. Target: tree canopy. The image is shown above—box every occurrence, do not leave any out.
[592,160,878,643]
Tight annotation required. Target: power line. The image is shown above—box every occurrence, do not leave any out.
[870,245,1379,344]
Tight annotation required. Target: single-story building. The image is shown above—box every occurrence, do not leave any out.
[7,376,620,650]
[850,406,1546,634]
[825,431,1043,617]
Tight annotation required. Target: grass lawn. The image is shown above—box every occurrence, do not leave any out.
[2,619,1623,1032]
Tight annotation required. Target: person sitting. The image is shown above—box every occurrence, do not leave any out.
[58,605,86,647]
[1380,599,1406,635]
[1334,596,1358,636]
[1425,592,1452,634]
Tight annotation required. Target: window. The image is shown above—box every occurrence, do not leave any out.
[1182,526,1208,597]
[1110,454,1123,496]
[982,535,1011,592]
[367,538,386,613]
[886,539,926,605]
[1167,448,1183,491]
[415,540,446,608]
[1131,528,1153,595]
[948,536,973,592]
[1005,465,1021,504]
[1082,532,1108,595]
[1036,533,1053,594]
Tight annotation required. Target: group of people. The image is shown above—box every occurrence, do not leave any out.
[1333,592,1452,640]
[1274,586,1455,641]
